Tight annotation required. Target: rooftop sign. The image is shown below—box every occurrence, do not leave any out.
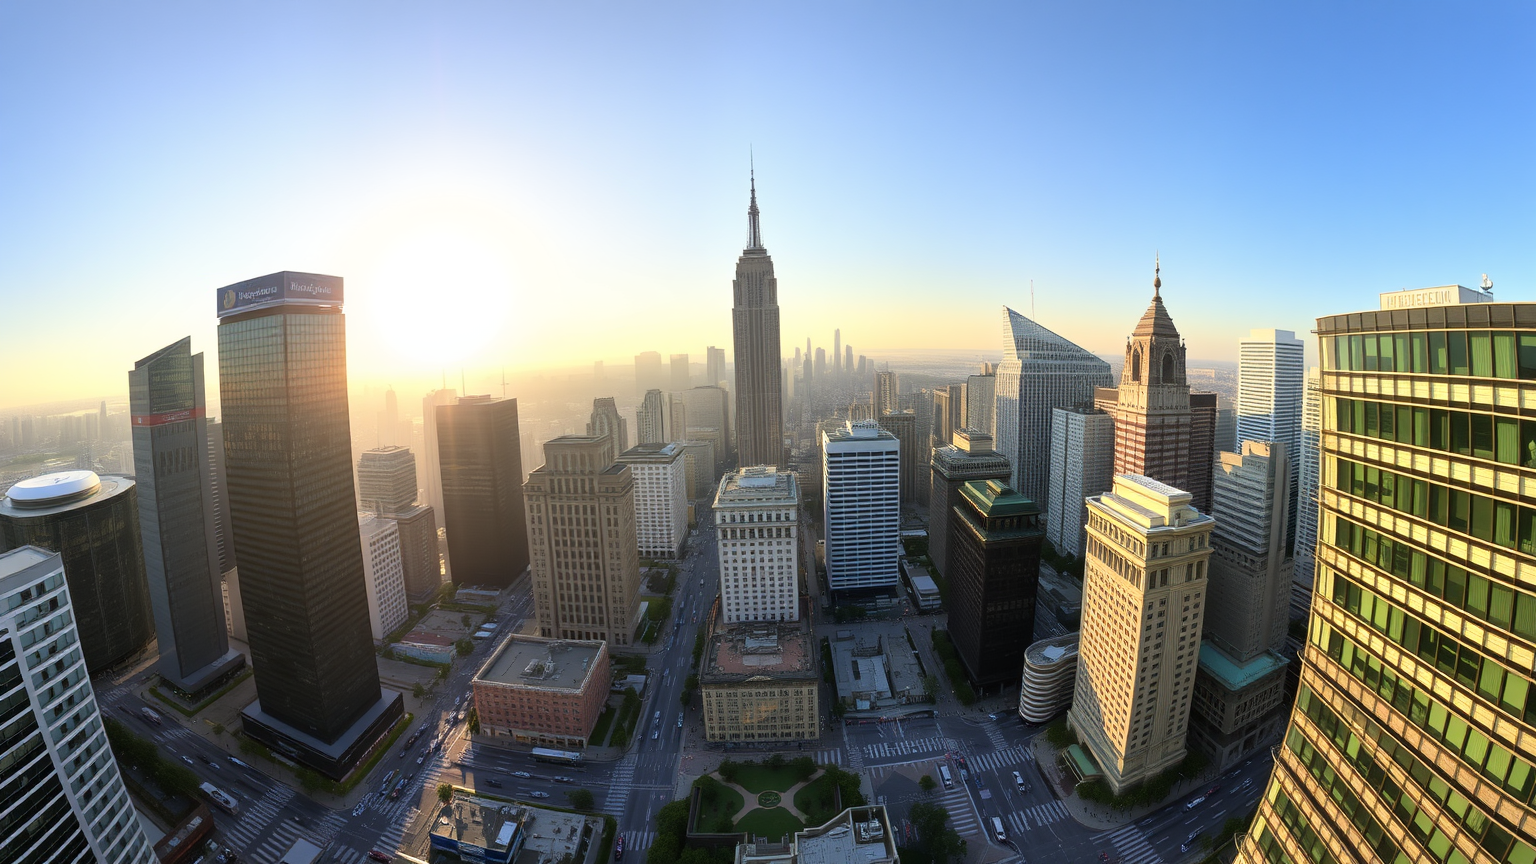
[217,271,343,318]
[1379,284,1493,311]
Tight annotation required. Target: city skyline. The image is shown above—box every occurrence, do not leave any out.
[4,4,1532,408]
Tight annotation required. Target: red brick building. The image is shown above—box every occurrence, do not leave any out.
[472,635,611,749]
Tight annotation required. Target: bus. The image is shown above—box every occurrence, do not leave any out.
[530,747,583,767]
[199,782,239,816]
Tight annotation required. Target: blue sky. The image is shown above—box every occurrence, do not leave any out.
[1,2,1531,407]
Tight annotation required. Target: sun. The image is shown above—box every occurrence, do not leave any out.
[357,226,518,372]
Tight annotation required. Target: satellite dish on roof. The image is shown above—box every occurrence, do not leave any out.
[1482,274,1494,292]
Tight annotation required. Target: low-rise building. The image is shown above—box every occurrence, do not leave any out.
[736,806,898,864]
[429,794,529,864]
[473,635,611,750]
[701,621,818,743]
[395,631,455,665]
[1019,633,1079,723]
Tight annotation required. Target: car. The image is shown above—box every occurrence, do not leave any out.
[1206,784,1221,796]
[454,696,462,707]
[512,771,533,779]
[651,729,659,740]
[353,801,367,817]
[367,851,392,863]
[615,835,625,860]
[484,777,502,788]
[974,776,984,791]
[416,754,425,765]
[1184,795,1207,811]
[677,713,684,728]
[1181,831,1202,853]
[529,791,550,799]
[553,776,573,784]
[1240,778,1253,791]
[1013,771,1027,792]
[181,756,196,767]
[228,757,252,770]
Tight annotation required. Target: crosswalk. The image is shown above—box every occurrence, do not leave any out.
[965,745,1031,773]
[1101,824,1163,864]
[224,784,295,851]
[862,736,957,761]
[622,829,656,855]
[812,749,842,765]
[601,754,637,817]
[1002,801,1069,834]
[984,722,1010,751]
[245,810,348,864]
[933,785,981,837]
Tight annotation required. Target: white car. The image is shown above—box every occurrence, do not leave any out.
[1013,771,1027,792]
[353,799,368,816]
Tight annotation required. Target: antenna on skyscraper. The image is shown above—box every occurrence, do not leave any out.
[501,369,509,396]
[1030,279,1036,322]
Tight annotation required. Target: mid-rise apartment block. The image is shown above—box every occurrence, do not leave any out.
[358,515,408,640]
[525,435,641,645]
[715,466,799,623]
[0,546,157,864]
[1019,633,1080,724]
[1045,406,1115,559]
[822,422,900,592]
[1068,474,1213,793]
[1236,285,1536,864]
[472,635,611,750]
[616,442,688,560]
[928,430,1011,578]
[700,621,819,743]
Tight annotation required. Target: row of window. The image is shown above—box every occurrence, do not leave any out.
[1335,397,1536,468]
[1334,456,1536,553]
[1326,329,1536,379]
[1296,682,1533,864]
[1279,703,1403,863]
[1313,619,1536,807]
[1331,518,1536,641]
[1254,785,1339,864]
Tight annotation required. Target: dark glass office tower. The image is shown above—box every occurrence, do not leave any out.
[216,271,400,779]
[130,337,245,694]
[0,471,154,674]
[436,396,529,588]
[946,479,1043,687]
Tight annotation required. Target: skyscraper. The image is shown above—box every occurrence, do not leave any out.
[616,442,688,560]
[524,435,641,645]
[129,337,243,694]
[587,397,629,454]
[1237,328,1305,549]
[731,173,785,468]
[357,445,418,515]
[634,350,664,395]
[436,396,530,588]
[966,371,995,438]
[378,386,399,447]
[206,419,235,575]
[423,387,459,532]
[0,546,158,864]
[845,345,853,377]
[1235,285,1536,864]
[355,446,438,604]
[670,353,691,392]
[875,410,920,507]
[635,389,665,444]
[1188,441,1291,769]
[1093,264,1218,511]
[0,471,154,674]
[814,347,827,380]
[833,328,841,374]
[822,421,901,592]
[994,306,1113,504]
[947,480,1043,687]
[1068,475,1212,794]
[928,430,1012,578]
[715,466,800,623]
[706,345,727,389]
[874,371,899,417]
[1290,367,1321,616]
[1045,406,1115,559]
[215,271,400,779]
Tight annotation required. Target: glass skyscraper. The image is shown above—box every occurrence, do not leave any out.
[1237,288,1536,864]
[216,271,400,779]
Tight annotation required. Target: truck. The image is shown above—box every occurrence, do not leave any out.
[199,782,239,815]
[140,707,163,726]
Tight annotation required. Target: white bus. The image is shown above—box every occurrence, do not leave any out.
[939,765,953,789]
[199,782,239,815]
[991,817,1006,842]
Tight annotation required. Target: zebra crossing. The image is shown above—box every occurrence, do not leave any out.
[601,754,637,816]
[1101,824,1163,864]
[1002,801,1068,834]
[622,830,656,855]
[933,785,981,837]
[842,726,864,771]
[984,722,1010,751]
[964,745,1031,773]
[224,784,295,851]
[812,749,842,765]
[862,736,956,761]
[375,815,410,854]
[246,811,346,864]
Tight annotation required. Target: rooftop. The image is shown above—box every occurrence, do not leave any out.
[824,421,895,444]
[715,467,798,507]
[959,480,1039,519]
[794,806,898,864]
[617,442,684,462]
[702,622,816,684]
[0,546,54,583]
[1025,632,1080,668]
[1,471,133,517]
[1197,642,1289,691]
[477,635,606,692]
[1091,474,1210,533]
[432,794,527,856]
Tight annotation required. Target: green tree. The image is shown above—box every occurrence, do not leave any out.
[766,753,786,770]
[717,759,741,784]
[467,708,480,734]
[461,614,472,628]
[677,848,714,864]
[909,801,967,864]
[456,638,474,656]
[210,722,225,736]
[566,788,596,810]
[413,683,425,699]
[437,783,454,803]
[790,755,816,781]
[919,774,937,793]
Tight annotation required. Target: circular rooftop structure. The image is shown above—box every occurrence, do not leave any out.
[5,470,102,508]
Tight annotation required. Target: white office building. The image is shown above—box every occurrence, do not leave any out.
[993,307,1113,504]
[358,515,408,640]
[715,466,800,623]
[1291,367,1322,616]
[1236,328,1304,548]
[1045,406,1115,559]
[616,442,689,559]
[822,421,900,592]
[0,546,157,864]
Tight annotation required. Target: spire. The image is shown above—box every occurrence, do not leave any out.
[746,161,763,251]
[1153,251,1161,297]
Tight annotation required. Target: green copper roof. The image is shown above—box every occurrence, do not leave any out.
[959,479,1040,517]
[1197,642,1288,691]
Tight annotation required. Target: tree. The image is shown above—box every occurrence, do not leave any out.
[919,774,937,793]
[413,683,425,699]
[467,708,480,734]
[209,722,225,736]
[766,753,786,770]
[717,759,741,784]
[790,755,816,781]
[455,638,474,656]
[909,802,967,864]
[437,783,454,803]
[567,788,595,810]
[461,614,472,628]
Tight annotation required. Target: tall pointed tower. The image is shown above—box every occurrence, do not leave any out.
[1096,257,1214,509]
[731,171,785,467]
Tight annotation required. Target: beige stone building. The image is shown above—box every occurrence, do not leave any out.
[524,435,641,646]
[715,466,800,624]
[1067,474,1213,794]
[700,620,818,743]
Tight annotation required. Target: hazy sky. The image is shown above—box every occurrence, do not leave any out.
[2,3,1532,409]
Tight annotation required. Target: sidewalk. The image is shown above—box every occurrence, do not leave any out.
[1028,735,1221,832]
